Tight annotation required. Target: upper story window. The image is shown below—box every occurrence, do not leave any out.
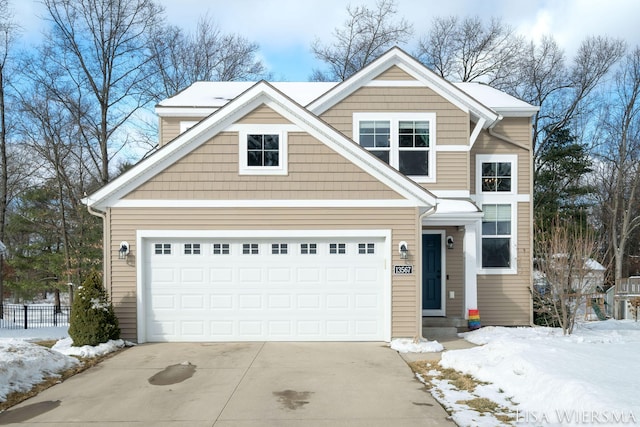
[239,126,288,175]
[476,154,517,195]
[354,113,435,182]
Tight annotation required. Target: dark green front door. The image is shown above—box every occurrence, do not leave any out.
[422,234,442,310]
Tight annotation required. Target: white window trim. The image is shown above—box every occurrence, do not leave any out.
[475,154,518,196]
[475,154,519,275]
[238,125,288,176]
[353,112,436,183]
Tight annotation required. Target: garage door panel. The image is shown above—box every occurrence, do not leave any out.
[145,236,387,342]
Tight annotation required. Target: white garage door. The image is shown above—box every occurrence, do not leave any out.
[142,235,389,342]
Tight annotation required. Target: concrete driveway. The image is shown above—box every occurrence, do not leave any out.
[0,342,454,426]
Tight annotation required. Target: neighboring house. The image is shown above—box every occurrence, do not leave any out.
[84,47,538,343]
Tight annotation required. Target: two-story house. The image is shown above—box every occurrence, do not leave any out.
[84,47,538,343]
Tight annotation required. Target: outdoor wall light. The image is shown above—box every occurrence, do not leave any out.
[399,241,408,260]
[119,241,130,259]
[447,236,454,249]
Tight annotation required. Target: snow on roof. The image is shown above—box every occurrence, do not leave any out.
[157,81,339,108]
[453,82,539,116]
[157,80,536,117]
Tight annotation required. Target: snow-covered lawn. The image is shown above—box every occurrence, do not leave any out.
[414,320,640,426]
[0,326,128,404]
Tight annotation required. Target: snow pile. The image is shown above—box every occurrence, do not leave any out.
[52,337,129,358]
[0,339,79,401]
[436,320,640,425]
[0,327,130,403]
[390,337,443,353]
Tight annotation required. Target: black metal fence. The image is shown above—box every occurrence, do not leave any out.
[0,304,71,329]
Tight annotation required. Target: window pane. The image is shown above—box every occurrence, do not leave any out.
[497,162,511,176]
[415,134,429,147]
[247,151,262,166]
[375,121,390,133]
[482,178,496,192]
[399,151,428,175]
[482,238,510,267]
[399,121,413,134]
[359,121,375,134]
[247,134,262,150]
[370,150,390,164]
[482,162,496,176]
[415,121,429,134]
[482,221,497,235]
[264,135,279,150]
[360,134,374,147]
[374,134,390,147]
[399,134,413,147]
[497,178,511,192]
[264,150,279,166]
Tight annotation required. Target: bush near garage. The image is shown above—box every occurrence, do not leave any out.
[68,271,120,346]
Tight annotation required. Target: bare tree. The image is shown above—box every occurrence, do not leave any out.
[534,219,599,334]
[592,47,640,297]
[0,0,17,317]
[311,0,413,81]
[511,35,625,158]
[148,14,266,99]
[41,0,164,184]
[416,16,525,88]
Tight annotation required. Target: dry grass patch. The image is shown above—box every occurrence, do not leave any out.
[0,342,127,412]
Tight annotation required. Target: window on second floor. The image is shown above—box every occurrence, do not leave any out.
[239,127,288,175]
[354,113,436,182]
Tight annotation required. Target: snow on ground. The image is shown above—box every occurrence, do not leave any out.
[390,337,444,353]
[430,320,640,426]
[0,326,129,404]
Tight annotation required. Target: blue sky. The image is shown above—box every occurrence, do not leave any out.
[14,0,640,81]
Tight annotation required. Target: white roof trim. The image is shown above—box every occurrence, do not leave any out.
[85,81,436,210]
[307,47,500,126]
[108,199,420,208]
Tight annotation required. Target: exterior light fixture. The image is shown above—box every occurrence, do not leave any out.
[119,241,130,259]
[399,241,408,260]
[447,236,454,249]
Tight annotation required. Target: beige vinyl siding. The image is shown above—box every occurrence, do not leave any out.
[477,201,532,325]
[236,104,293,124]
[471,126,532,195]
[108,207,421,341]
[125,132,402,200]
[320,86,470,192]
[159,116,204,146]
[373,65,416,80]
[435,151,469,191]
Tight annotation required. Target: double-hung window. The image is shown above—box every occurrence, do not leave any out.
[476,154,518,273]
[481,204,511,268]
[354,113,435,182]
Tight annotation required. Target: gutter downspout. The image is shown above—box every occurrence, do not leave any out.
[87,204,110,295]
[417,203,438,340]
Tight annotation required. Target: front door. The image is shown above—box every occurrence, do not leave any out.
[422,233,442,313]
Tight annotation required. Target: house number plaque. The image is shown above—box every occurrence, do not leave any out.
[393,265,413,275]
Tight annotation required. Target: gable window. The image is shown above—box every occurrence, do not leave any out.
[354,113,436,182]
[239,126,288,175]
[481,204,512,268]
